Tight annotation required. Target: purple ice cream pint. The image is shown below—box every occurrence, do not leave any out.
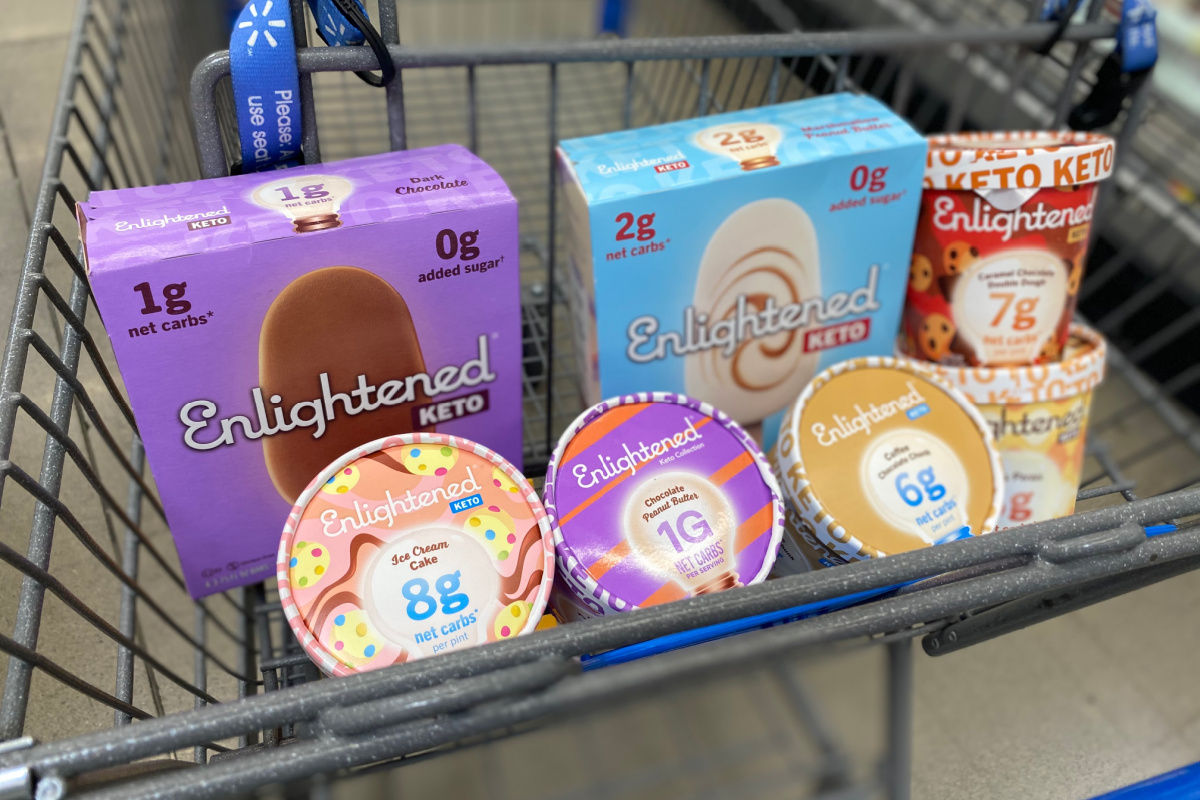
[79,145,522,597]
[543,392,785,618]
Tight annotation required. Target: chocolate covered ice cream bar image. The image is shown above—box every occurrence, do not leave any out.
[259,266,432,502]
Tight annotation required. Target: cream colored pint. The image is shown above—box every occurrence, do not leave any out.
[685,199,822,431]
[775,356,1004,562]
[921,324,1106,528]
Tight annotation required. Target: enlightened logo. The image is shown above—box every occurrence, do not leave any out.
[930,195,1095,243]
[180,336,496,451]
[319,466,483,536]
[626,265,880,364]
[810,381,928,447]
[571,417,704,489]
[112,205,232,232]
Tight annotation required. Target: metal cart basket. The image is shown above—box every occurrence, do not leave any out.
[2,0,1199,797]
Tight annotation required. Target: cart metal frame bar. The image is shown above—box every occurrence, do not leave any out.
[2,2,1199,799]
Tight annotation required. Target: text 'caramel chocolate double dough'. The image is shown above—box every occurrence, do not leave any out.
[557,92,927,450]
[78,145,521,597]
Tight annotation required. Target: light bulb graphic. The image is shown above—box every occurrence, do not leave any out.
[949,248,1067,365]
[250,173,353,232]
[860,429,970,544]
[364,528,499,659]
[623,471,742,596]
[694,123,783,170]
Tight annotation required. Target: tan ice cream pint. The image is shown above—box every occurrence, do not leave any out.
[919,324,1106,529]
[774,357,1004,563]
[902,131,1115,367]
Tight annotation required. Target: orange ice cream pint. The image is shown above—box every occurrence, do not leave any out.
[902,131,1114,367]
[919,324,1106,529]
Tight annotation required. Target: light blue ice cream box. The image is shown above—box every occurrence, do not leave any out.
[557,92,928,447]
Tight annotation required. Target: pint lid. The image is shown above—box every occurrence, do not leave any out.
[917,324,1107,406]
[776,357,1004,561]
[544,392,785,614]
[279,433,554,677]
[924,131,1115,191]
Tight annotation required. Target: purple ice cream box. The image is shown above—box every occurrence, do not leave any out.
[79,145,522,597]
[544,392,785,618]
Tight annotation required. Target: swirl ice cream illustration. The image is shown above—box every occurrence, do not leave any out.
[685,199,822,428]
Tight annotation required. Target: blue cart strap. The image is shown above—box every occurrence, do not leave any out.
[230,0,303,172]
[1115,0,1158,73]
[598,0,629,36]
[307,0,367,46]
[1039,0,1075,21]
[935,526,973,545]
[579,583,901,671]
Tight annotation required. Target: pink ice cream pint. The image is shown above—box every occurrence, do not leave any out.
[279,433,555,677]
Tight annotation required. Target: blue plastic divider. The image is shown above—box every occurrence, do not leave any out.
[1089,760,1200,798]
[581,524,1178,670]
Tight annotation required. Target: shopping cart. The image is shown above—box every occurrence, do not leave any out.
[1,0,1198,798]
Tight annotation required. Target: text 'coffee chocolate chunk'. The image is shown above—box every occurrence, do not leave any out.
[259,266,432,502]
